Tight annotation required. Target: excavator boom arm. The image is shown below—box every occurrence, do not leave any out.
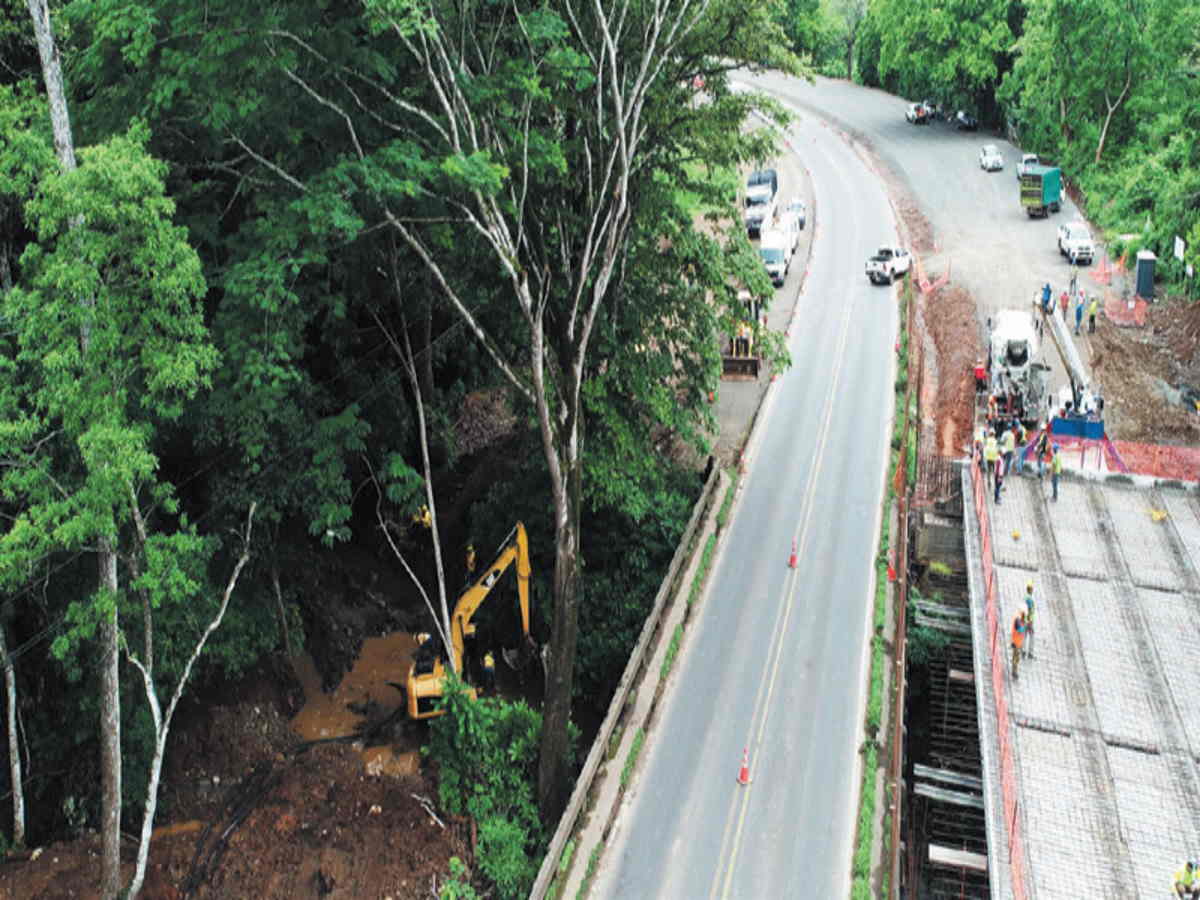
[448,523,531,674]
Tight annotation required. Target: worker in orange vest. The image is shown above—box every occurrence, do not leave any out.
[1011,612,1027,680]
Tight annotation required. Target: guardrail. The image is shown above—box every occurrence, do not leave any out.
[968,453,1028,899]
[529,463,722,899]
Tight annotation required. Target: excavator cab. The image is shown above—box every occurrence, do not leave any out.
[406,523,534,720]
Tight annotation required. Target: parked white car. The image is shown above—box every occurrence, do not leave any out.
[1057,221,1095,265]
[759,229,793,286]
[979,144,1004,171]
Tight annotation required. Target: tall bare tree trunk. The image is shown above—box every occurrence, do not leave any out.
[1095,71,1131,165]
[98,546,122,899]
[26,3,122,894]
[537,453,582,821]
[0,623,24,849]
[126,506,255,899]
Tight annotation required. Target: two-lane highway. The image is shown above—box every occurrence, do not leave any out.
[591,105,899,898]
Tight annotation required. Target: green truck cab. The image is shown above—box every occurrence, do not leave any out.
[1019,164,1062,218]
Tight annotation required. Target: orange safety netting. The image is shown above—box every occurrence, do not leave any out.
[1104,294,1149,327]
[1109,441,1200,482]
[969,453,1028,900]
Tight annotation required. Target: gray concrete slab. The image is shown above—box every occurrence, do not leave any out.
[1139,588,1200,755]
[1161,490,1200,576]
[1016,730,1116,897]
[1105,487,1186,592]
[965,464,1200,898]
[1110,745,1198,899]
[1071,578,1167,749]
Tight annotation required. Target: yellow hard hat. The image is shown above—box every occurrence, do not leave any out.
[1026,581,1033,591]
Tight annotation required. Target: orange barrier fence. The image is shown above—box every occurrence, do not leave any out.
[969,453,1028,899]
[1104,294,1149,327]
[1109,441,1200,482]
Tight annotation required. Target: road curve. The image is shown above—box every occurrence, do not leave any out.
[591,106,898,899]
[746,74,1093,345]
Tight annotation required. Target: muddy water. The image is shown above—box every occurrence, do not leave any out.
[290,632,421,777]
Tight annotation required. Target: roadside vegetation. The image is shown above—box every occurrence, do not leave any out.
[807,0,1200,293]
[0,1,805,897]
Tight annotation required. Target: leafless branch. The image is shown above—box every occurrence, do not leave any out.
[229,136,308,193]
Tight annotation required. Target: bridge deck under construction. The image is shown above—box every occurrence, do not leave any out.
[962,463,1200,898]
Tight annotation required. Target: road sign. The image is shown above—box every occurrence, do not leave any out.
[1175,234,1185,261]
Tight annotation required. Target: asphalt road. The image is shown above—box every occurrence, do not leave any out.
[746,74,1100,411]
[591,107,899,898]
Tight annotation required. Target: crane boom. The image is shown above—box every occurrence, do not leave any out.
[1039,303,1094,413]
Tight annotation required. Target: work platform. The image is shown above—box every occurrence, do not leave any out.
[962,461,1200,898]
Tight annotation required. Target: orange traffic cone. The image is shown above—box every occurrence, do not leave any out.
[736,748,751,786]
[788,540,797,569]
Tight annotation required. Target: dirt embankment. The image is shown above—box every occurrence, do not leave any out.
[2,644,468,900]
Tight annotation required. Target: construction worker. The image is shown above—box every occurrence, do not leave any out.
[994,456,1004,504]
[480,650,496,694]
[984,431,1000,488]
[412,504,431,528]
[973,359,988,395]
[466,543,477,576]
[1011,611,1026,680]
[1088,295,1100,333]
[1035,424,1050,479]
[987,392,998,422]
[1175,861,1199,899]
[1012,420,1028,474]
[1024,581,1036,659]
[1040,282,1053,314]
[1000,424,1016,478]
[1051,443,1063,501]
[1074,295,1084,335]
[1059,289,1069,320]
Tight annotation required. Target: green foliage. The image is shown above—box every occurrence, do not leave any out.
[687,534,717,608]
[716,472,737,530]
[997,0,1200,291]
[660,624,683,679]
[620,728,645,789]
[906,587,952,666]
[439,857,481,900]
[576,844,603,900]
[426,671,545,899]
[871,0,1015,109]
[852,741,878,883]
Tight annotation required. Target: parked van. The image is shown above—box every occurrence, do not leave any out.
[759,229,792,286]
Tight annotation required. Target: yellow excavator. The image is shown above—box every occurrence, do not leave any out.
[406,522,535,719]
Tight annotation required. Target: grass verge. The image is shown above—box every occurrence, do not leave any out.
[851,279,913,895]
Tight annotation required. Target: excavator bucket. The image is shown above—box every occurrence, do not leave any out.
[502,635,540,671]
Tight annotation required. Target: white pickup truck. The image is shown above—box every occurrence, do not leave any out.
[1057,221,1094,265]
[865,246,911,285]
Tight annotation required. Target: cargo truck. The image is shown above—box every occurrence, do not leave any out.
[1019,165,1062,218]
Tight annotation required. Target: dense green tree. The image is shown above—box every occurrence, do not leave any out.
[871,0,1015,108]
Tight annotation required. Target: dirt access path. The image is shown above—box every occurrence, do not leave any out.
[1,636,471,899]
